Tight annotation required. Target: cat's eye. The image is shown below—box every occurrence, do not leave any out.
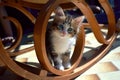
[67,28,73,33]
[58,24,64,30]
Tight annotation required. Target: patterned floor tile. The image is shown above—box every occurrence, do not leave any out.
[75,74,100,80]
[83,62,119,75]
[100,51,120,62]
[112,60,120,70]
[98,71,120,80]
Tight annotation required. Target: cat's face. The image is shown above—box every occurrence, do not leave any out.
[53,15,77,38]
[51,7,84,38]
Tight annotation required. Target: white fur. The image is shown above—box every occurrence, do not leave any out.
[51,31,75,54]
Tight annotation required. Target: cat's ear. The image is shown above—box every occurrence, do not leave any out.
[54,7,66,23]
[72,16,85,33]
[54,7,65,17]
[72,16,85,27]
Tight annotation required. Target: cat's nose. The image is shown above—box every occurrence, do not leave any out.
[60,30,67,37]
[62,30,67,34]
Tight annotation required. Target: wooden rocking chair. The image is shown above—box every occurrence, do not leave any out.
[0,0,119,80]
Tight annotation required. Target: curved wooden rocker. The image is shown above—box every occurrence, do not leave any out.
[0,1,36,55]
[0,0,119,80]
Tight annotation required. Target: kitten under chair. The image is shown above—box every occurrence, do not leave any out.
[46,7,84,70]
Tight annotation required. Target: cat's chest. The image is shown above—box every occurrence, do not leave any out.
[51,36,72,54]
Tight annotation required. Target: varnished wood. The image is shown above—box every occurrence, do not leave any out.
[99,0,116,38]
[0,0,119,79]
[3,16,23,52]
[0,1,35,55]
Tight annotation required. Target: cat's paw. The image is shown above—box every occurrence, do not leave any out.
[63,62,71,69]
[55,65,64,70]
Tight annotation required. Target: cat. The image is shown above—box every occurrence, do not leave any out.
[46,7,84,70]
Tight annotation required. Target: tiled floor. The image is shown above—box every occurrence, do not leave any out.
[75,34,120,80]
